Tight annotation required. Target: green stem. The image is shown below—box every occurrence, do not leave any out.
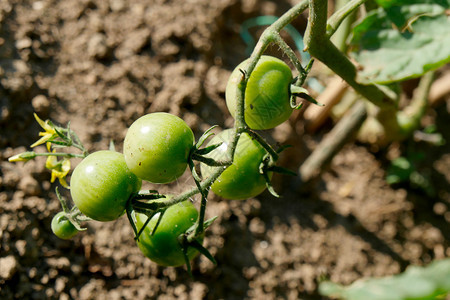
[329,0,359,52]
[55,126,88,155]
[398,71,435,137]
[55,187,70,213]
[270,0,310,33]
[304,0,397,110]
[133,163,228,214]
[326,0,366,38]
[37,152,86,159]
[189,161,210,237]
[407,71,434,125]
[272,34,308,79]
[193,187,208,237]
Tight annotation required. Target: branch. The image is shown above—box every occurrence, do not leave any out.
[299,100,367,182]
[304,0,397,110]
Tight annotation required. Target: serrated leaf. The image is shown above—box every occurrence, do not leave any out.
[349,0,450,84]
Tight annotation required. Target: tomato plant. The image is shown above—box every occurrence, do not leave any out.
[70,150,142,222]
[51,212,79,240]
[135,200,201,267]
[200,129,271,200]
[123,112,194,184]
[9,1,450,294]
[226,55,293,130]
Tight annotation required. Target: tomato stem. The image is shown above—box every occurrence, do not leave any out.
[326,0,366,39]
[304,0,397,110]
[37,152,86,159]
[272,33,307,79]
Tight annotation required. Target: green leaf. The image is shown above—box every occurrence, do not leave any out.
[375,0,449,9]
[319,258,450,300]
[349,0,450,84]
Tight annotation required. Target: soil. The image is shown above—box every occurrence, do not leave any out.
[0,0,449,299]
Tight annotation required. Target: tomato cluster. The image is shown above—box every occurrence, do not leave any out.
[50,54,297,269]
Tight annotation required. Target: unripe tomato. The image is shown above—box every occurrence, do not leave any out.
[135,200,201,267]
[226,55,293,130]
[200,129,271,200]
[70,150,142,222]
[51,212,79,239]
[123,113,194,184]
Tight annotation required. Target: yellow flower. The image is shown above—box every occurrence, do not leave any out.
[45,144,71,188]
[8,152,37,162]
[31,113,58,148]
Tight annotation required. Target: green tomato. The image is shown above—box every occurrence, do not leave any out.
[123,112,195,184]
[200,129,271,200]
[51,212,79,240]
[135,200,201,267]
[70,150,142,222]
[226,55,293,130]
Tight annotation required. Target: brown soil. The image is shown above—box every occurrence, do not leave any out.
[1,0,449,299]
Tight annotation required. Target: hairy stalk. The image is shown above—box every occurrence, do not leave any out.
[135,161,227,213]
[193,189,208,238]
[272,34,308,79]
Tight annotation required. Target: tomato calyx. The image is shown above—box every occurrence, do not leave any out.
[289,82,323,109]
[188,126,234,209]
[178,216,218,276]
[132,198,217,274]
[258,145,298,198]
[190,125,232,169]
[55,187,90,232]
[289,58,323,109]
[125,191,169,241]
